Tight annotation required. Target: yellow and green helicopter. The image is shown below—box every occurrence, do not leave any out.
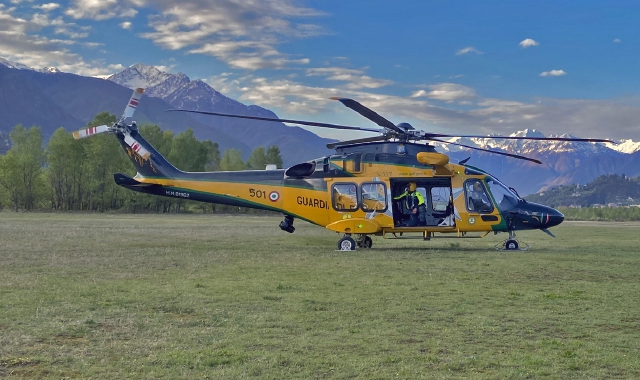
[74,88,613,250]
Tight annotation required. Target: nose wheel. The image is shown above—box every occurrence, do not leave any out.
[495,231,530,251]
[505,239,519,250]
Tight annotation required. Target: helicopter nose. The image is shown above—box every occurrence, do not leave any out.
[544,208,564,228]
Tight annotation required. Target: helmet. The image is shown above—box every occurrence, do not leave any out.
[408,182,417,192]
[473,182,483,192]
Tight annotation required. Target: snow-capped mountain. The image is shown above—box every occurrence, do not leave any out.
[606,139,640,154]
[0,57,32,70]
[429,129,640,194]
[435,128,639,157]
[107,63,189,98]
[0,57,62,74]
[108,63,335,165]
[40,67,61,74]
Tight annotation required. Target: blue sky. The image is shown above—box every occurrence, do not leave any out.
[2,0,640,141]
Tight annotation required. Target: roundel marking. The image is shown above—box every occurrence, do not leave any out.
[269,191,280,202]
[468,217,476,225]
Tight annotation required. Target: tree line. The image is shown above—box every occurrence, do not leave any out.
[559,206,640,222]
[0,112,283,213]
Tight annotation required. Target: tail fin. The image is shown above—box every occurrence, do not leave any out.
[117,128,182,179]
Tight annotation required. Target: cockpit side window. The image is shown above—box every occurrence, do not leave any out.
[486,177,519,212]
[464,179,494,213]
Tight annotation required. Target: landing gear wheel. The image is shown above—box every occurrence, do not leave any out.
[505,239,519,250]
[357,235,373,249]
[338,236,356,251]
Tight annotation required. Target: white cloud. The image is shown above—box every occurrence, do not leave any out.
[411,83,476,102]
[120,21,132,30]
[189,40,310,70]
[33,3,60,12]
[64,0,137,20]
[134,0,327,70]
[613,38,621,43]
[540,69,566,77]
[455,46,483,55]
[306,67,393,90]
[519,38,539,48]
[0,5,112,75]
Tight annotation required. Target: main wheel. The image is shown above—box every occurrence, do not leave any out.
[505,239,519,250]
[357,235,373,249]
[338,236,356,251]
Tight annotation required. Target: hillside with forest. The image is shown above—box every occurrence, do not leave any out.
[525,174,640,208]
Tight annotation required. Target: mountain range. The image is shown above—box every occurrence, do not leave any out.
[1,57,640,195]
[0,60,334,166]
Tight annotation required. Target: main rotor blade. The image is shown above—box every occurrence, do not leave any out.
[423,133,615,144]
[167,109,382,133]
[327,135,389,149]
[330,97,406,135]
[429,138,542,164]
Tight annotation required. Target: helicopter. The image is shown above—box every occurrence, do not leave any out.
[74,88,613,250]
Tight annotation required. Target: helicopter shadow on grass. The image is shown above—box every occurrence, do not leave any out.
[359,243,553,254]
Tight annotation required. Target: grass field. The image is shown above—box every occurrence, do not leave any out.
[1,213,640,379]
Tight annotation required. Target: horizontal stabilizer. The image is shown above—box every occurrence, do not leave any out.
[114,173,158,188]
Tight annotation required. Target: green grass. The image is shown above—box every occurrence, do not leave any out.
[1,213,640,379]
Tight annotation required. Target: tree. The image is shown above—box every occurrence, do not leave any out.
[203,141,221,171]
[220,149,245,171]
[0,125,46,210]
[265,145,283,168]
[246,146,267,170]
[168,128,207,171]
[139,124,173,156]
[47,127,85,210]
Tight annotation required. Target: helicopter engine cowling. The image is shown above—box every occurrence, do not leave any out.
[285,162,316,178]
[416,152,449,166]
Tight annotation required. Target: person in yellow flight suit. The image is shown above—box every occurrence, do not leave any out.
[394,182,426,226]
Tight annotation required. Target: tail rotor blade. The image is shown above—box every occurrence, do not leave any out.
[122,88,144,119]
[124,133,150,159]
[73,125,109,140]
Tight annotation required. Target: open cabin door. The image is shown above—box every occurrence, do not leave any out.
[390,178,455,228]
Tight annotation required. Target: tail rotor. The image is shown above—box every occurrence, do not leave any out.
[72,88,150,159]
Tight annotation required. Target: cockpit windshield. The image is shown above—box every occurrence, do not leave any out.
[486,177,519,212]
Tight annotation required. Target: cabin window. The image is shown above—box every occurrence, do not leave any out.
[332,183,359,211]
[464,179,494,213]
[430,187,451,212]
[360,182,387,212]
